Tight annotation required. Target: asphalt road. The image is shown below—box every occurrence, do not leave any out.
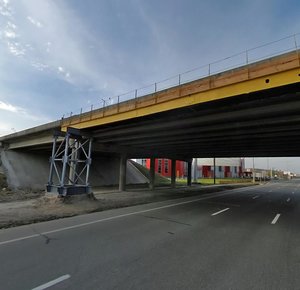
[0,180,300,290]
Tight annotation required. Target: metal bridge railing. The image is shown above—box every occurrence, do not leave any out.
[61,33,300,122]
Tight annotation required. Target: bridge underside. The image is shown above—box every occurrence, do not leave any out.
[83,82,300,159]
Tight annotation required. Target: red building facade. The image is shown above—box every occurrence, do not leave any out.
[201,165,242,178]
[145,159,186,178]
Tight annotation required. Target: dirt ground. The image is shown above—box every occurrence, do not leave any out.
[0,182,256,229]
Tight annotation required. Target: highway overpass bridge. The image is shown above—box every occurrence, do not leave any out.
[1,50,300,194]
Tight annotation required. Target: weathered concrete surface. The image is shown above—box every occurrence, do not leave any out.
[1,149,49,191]
[89,156,148,186]
[0,148,148,191]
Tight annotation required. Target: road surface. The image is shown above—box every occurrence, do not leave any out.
[0,180,299,290]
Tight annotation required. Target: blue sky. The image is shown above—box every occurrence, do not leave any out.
[1,0,300,171]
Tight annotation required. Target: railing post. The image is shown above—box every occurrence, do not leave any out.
[246,50,250,79]
[90,104,93,119]
[69,112,72,125]
[293,34,300,66]
[135,89,138,108]
[79,108,82,121]
[294,34,298,50]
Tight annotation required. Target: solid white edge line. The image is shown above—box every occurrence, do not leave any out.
[211,208,230,216]
[271,214,281,225]
[31,274,70,290]
[0,189,247,246]
[0,234,40,246]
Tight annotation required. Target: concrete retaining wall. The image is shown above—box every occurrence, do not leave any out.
[89,155,148,186]
[0,149,148,191]
[0,149,49,191]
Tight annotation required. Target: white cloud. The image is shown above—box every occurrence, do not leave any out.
[0,100,19,112]
[4,30,16,38]
[7,41,25,56]
[0,0,12,17]
[0,100,49,123]
[27,16,43,28]
[7,21,16,29]
[31,61,48,71]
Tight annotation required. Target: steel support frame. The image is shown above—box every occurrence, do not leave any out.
[46,130,93,196]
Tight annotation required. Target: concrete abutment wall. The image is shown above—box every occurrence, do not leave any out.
[0,148,148,191]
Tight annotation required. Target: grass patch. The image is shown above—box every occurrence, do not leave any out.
[176,178,253,185]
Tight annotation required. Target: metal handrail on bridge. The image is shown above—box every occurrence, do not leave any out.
[61,33,300,124]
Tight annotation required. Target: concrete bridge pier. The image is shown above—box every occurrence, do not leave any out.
[119,154,127,191]
[187,160,192,187]
[171,159,176,188]
[149,157,155,190]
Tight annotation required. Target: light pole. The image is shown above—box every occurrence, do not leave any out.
[213,157,216,185]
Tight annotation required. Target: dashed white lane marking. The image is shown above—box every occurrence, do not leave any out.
[287,198,291,202]
[252,195,260,199]
[31,274,70,290]
[202,201,240,207]
[0,189,249,246]
[271,214,281,225]
[211,208,230,216]
[268,190,273,192]
[292,192,295,194]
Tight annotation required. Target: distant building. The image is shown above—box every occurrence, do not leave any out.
[135,158,244,179]
[194,158,244,178]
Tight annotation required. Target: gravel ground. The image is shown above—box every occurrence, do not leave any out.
[0,183,256,229]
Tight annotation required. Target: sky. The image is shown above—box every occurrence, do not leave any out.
[1,0,300,172]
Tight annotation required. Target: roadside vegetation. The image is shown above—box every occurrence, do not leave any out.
[198,178,253,185]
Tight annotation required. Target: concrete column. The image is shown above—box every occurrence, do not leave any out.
[171,159,176,188]
[119,154,127,191]
[149,157,155,190]
[187,161,192,187]
[193,158,198,182]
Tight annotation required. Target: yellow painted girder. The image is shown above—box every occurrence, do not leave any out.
[61,66,300,132]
